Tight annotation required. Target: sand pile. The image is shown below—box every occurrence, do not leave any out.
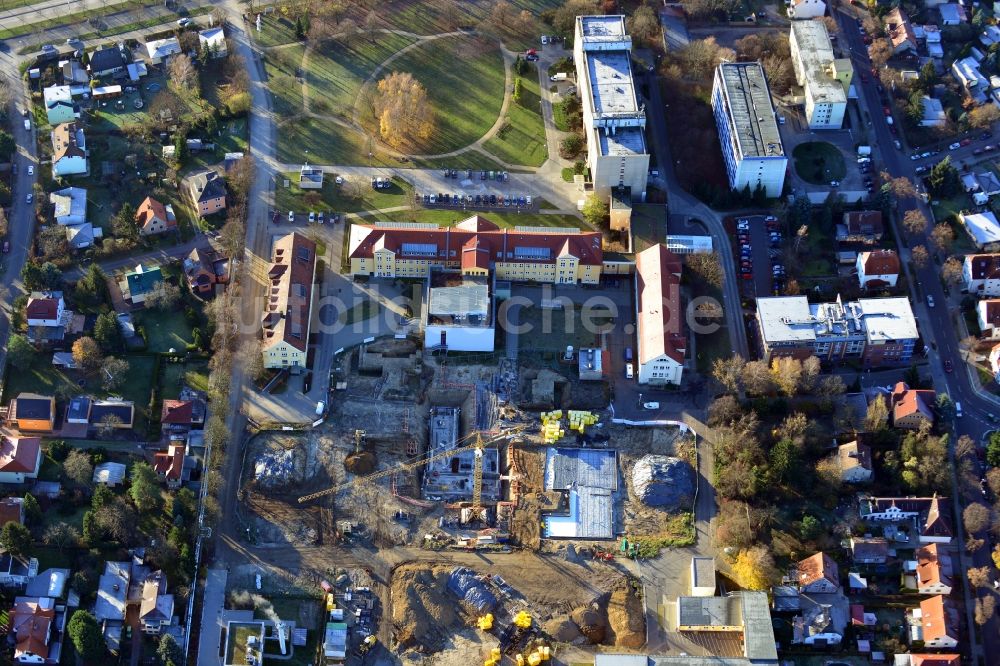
[344,451,376,475]
[606,579,645,648]
[391,565,460,651]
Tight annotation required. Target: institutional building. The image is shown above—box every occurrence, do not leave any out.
[790,20,853,129]
[635,245,685,385]
[755,295,918,366]
[573,15,649,203]
[261,233,317,370]
[347,216,629,284]
[711,62,787,198]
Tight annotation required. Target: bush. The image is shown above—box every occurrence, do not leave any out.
[559,134,584,159]
[49,440,70,462]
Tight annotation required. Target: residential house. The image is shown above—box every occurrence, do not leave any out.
[135,196,176,236]
[152,443,186,489]
[0,497,24,528]
[50,123,87,177]
[849,536,889,564]
[890,382,936,430]
[838,440,873,483]
[938,3,965,25]
[914,543,953,594]
[796,553,840,593]
[65,222,98,250]
[90,400,135,432]
[964,254,1000,295]
[198,27,227,57]
[978,299,1000,339]
[95,561,129,651]
[0,556,38,588]
[792,592,848,646]
[49,187,86,226]
[836,211,884,244]
[61,60,89,84]
[635,245,686,386]
[859,496,953,544]
[10,596,64,664]
[920,96,946,127]
[923,25,944,58]
[0,436,45,481]
[188,171,227,217]
[907,595,958,648]
[299,165,324,189]
[118,264,164,307]
[856,250,900,289]
[788,0,826,19]
[182,246,230,295]
[160,388,206,433]
[887,7,917,53]
[137,570,173,634]
[93,462,127,487]
[894,655,960,666]
[7,395,55,434]
[88,44,130,76]
[144,37,181,65]
[952,58,989,103]
[262,233,317,370]
[26,292,66,329]
[41,85,78,125]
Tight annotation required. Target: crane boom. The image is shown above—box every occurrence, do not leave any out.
[297,427,523,504]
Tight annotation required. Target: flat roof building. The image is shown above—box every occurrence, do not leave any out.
[573,15,649,202]
[790,20,852,129]
[423,271,495,352]
[711,62,787,198]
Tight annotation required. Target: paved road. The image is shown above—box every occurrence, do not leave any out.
[838,6,997,662]
[64,235,213,279]
[196,568,228,666]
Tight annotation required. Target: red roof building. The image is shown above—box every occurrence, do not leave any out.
[10,596,56,662]
[135,196,176,236]
[0,437,42,484]
[635,245,685,386]
[890,382,936,430]
[153,443,185,489]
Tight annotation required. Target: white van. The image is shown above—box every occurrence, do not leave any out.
[625,363,634,379]
[955,402,962,418]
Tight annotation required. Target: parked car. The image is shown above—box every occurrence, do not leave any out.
[927,295,935,307]
[308,211,315,223]
[288,210,294,222]
[26,193,32,204]
[949,142,961,150]
[643,402,660,410]
[177,17,192,27]
[944,359,953,373]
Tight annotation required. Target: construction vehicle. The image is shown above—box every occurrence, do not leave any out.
[357,635,377,656]
[297,427,524,504]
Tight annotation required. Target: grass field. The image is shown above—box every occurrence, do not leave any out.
[225,623,261,666]
[275,173,412,214]
[365,207,585,228]
[792,141,846,185]
[134,309,195,353]
[160,359,210,400]
[383,35,505,154]
[482,64,547,167]
[263,45,306,118]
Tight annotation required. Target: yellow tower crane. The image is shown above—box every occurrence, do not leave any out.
[297,426,524,504]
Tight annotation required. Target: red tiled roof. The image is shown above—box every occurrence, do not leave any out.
[797,552,839,588]
[461,237,491,271]
[135,196,174,231]
[887,7,917,49]
[25,296,58,320]
[0,437,41,474]
[844,211,884,235]
[850,604,865,626]
[980,299,1000,330]
[153,444,184,481]
[636,245,685,365]
[890,382,936,422]
[160,400,194,425]
[262,233,316,354]
[916,543,952,589]
[861,250,900,276]
[965,254,1000,280]
[919,595,957,644]
[910,655,961,666]
[11,598,54,659]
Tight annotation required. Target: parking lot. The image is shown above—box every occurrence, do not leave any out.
[731,214,785,298]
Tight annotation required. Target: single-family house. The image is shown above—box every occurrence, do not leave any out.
[964,254,1000,295]
[907,595,958,648]
[788,0,826,19]
[41,85,78,125]
[188,171,226,217]
[856,250,900,289]
[978,299,1000,339]
[26,292,66,329]
[953,57,989,101]
[183,247,229,295]
[792,591,848,646]
[88,44,130,76]
[890,382,936,429]
[152,443,186,489]
[991,342,1000,380]
[837,211,884,245]
[961,211,1000,248]
[198,27,227,58]
[0,437,42,484]
[887,8,917,53]
[0,556,38,588]
[95,561,128,652]
[924,25,944,58]
[920,96,946,127]
[8,395,55,433]
[984,24,1000,47]
[849,536,889,564]
[93,462,127,487]
[49,187,86,226]
[65,222,98,250]
[838,440,873,483]
[0,497,25,528]
[914,544,952,594]
[61,60,89,84]
[135,196,176,236]
[138,571,174,634]
[976,171,1000,198]
[160,389,206,432]
[118,264,164,307]
[10,596,63,664]
[144,37,181,65]
[50,123,87,177]
[796,553,840,593]
[938,3,965,25]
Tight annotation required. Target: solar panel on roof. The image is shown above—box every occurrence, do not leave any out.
[402,242,437,256]
[514,246,551,259]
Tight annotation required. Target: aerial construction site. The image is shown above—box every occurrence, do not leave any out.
[236,338,696,663]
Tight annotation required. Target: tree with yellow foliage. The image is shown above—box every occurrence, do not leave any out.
[732,545,779,591]
[373,72,434,150]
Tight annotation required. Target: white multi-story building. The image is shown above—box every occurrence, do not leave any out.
[963,253,1000,296]
[790,20,853,129]
[711,62,787,198]
[573,15,649,202]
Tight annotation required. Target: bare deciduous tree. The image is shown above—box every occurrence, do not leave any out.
[942,257,963,285]
[930,223,955,253]
[964,503,992,534]
[64,450,93,488]
[911,244,929,268]
[902,209,928,236]
[712,354,745,394]
[864,394,889,432]
[168,54,199,96]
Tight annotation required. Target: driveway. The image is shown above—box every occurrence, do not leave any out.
[196,568,227,666]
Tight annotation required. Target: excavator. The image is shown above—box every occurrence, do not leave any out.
[297,426,525,520]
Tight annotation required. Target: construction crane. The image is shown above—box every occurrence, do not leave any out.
[297,426,524,504]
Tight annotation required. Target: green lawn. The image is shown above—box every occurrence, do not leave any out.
[134,309,195,353]
[263,45,306,118]
[383,35,505,154]
[160,359,210,400]
[254,14,303,48]
[274,173,411,214]
[88,78,166,132]
[225,623,261,666]
[631,204,667,253]
[792,141,847,185]
[365,208,586,229]
[482,64,547,167]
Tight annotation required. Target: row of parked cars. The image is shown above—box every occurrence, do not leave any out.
[858,156,875,193]
[736,216,784,293]
[419,193,533,208]
[443,169,511,182]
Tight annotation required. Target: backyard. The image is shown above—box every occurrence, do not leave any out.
[133,309,196,353]
[159,359,210,400]
[792,141,847,185]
